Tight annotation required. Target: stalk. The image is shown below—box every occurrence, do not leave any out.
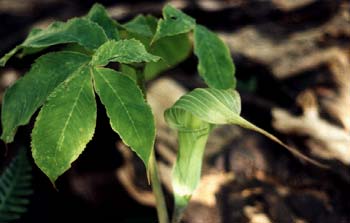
[150,152,170,223]
[135,65,169,223]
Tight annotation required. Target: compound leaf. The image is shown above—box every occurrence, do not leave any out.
[32,67,96,183]
[152,5,195,43]
[194,25,236,89]
[0,18,108,66]
[86,3,120,40]
[1,51,90,143]
[91,39,160,66]
[92,67,155,169]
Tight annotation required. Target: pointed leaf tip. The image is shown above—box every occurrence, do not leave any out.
[32,67,96,182]
[0,18,108,65]
[152,4,195,43]
[166,88,327,168]
[1,51,90,143]
[194,25,236,89]
[92,67,155,169]
[86,3,120,40]
[92,39,160,66]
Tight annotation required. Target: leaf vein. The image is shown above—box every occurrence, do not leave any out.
[95,69,143,148]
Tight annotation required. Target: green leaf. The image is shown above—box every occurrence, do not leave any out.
[152,5,195,43]
[145,33,192,80]
[0,18,108,66]
[92,67,155,168]
[31,67,96,183]
[61,43,94,55]
[120,64,138,82]
[123,15,155,37]
[19,48,45,57]
[121,16,192,81]
[22,18,108,49]
[121,14,192,81]
[91,39,160,66]
[121,15,158,47]
[194,25,236,89]
[86,3,120,40]
[1,51,90,143]
[16,29,46,57]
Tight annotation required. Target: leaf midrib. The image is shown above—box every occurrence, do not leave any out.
[94,68,143,148]
[196,30,225,88]
[55,68,88,157]
[24,19,108,49]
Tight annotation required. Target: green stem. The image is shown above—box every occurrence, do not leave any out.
[135,65,169,223]
[150,152,169,223]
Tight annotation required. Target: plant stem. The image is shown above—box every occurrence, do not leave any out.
[150,152,169,223]
[135,66,169,223]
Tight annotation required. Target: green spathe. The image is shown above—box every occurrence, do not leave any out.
[167,88,241,125]
[165,108,211,222]
[164,88,323,223]
[172,128,209,222]
[167,88,311,154]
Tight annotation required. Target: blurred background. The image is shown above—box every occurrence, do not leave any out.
[0,0,349,222]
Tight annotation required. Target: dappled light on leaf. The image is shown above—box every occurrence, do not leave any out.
[1,52,90,143]
[0,18,107,66]
[32,67,96,183]
[92,67,155,169]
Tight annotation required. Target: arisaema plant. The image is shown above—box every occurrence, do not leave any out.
[0,4,324,223]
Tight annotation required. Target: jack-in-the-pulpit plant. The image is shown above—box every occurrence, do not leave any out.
[0,4,324,223]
